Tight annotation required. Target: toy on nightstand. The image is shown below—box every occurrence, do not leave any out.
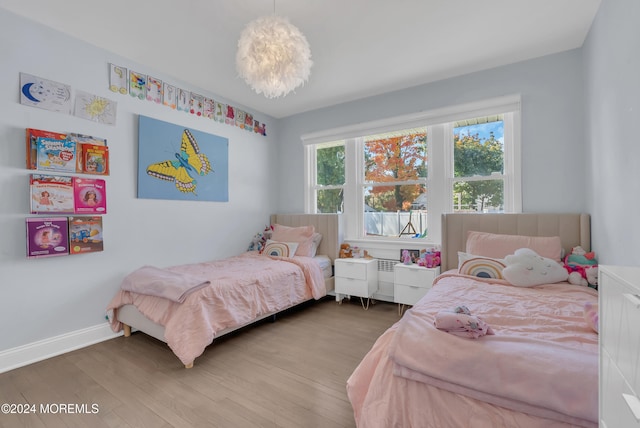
[563,246,598,289]
[339,243,353,258]
[418,248,441,268]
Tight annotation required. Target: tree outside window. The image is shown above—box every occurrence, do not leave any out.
[453,119,505,212]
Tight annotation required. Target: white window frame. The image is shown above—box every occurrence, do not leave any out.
[302,95,522,243]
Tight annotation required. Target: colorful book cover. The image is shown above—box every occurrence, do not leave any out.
[73,177,107,214]
[81,144,109,175]
[68,216,103,255]
[30,174,75,214]
[36,137,76,173]
[26,128,67,170]
[26,217,69,258]
[68,133,107,173]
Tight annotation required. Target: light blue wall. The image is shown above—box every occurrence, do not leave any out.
[584,0,640,266]
[277,50,587,215]
[3,0,637,363]
[0,9,279,352]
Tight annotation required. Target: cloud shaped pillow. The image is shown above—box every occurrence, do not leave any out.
[502,248,569,287]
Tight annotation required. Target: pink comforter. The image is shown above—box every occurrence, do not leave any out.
[107,252,326,366]
[348,272,599,428]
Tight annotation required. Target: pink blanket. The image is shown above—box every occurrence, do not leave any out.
[120,266,211,303]
[107,252,326,366]
[387,272,599,427]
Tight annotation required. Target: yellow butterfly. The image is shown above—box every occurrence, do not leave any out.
[146,129,212,194]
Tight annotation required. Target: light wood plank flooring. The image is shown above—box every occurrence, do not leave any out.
[0,297,399,428]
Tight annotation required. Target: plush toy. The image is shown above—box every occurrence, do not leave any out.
[502,248,569,287]
[564,246,598,288]
[339,243,353,258]
[584,301,599,333]
[247,225,273,252]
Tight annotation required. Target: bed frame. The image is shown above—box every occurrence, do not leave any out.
[116,213,343,368]
[440,212,591,271]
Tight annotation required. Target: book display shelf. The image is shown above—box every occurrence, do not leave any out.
[25,128,108,258]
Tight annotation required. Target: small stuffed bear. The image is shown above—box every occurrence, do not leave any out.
[503,248,569,287]
[339,243,353,258]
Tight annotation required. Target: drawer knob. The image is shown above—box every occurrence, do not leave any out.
[623,393,640,421]
[623,293,640,309]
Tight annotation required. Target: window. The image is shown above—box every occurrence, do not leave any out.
[453,117,505,212]
[303,96,521,242]
[312,141,345,213]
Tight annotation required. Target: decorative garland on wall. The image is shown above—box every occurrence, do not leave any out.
[109,63,267,136]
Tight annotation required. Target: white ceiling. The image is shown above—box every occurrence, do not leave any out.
[0,0,601,119]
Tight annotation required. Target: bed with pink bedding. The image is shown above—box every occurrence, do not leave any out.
[107,213,343,368]
[347,213,599,428]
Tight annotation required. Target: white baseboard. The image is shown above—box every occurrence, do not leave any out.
[0,323,122,374]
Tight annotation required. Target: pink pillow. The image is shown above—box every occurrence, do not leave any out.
[271,224,315,257]
[466,231,562,262]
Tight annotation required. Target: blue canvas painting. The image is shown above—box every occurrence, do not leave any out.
[137,115,229,201]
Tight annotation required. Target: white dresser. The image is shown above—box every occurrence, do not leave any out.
[334,258,378,307]
[599,265,640,427]
[394,263,440,307]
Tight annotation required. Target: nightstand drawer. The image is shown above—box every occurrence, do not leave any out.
[335,260,368,280]
[395,266,438,288]
[394,283,430,306]
[335,277,375,298]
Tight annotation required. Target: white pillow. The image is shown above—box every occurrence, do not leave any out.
[502,248,568,287]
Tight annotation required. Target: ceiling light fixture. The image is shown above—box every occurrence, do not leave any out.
[236,4,312,99]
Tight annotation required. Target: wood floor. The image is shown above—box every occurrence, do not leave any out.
[0,297,399,428]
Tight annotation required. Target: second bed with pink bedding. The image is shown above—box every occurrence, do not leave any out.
[347,213,598,428]
[348,272,598,427]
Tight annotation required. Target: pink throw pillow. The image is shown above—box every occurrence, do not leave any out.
[271,224,315,257]
[466,231,562,262]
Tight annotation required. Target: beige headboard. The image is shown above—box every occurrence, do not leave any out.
[270,213,343,262]
[441,213,591,271]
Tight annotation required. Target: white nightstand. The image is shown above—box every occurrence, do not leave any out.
[394,263,440,314]
[334,258,378,309]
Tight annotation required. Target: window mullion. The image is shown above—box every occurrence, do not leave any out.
[343,138,360,239]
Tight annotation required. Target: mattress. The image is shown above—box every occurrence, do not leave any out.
[314,254,333,278]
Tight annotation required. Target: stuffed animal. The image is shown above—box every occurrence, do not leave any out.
[564,246,598,288]
[502,248,569,287]
[584,301,599,333]
[339,243,353,258]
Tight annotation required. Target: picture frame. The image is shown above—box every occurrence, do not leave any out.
[400,249,420,263]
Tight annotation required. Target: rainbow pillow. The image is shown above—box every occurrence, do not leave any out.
[261,240,299,258]
[459,256,506,279]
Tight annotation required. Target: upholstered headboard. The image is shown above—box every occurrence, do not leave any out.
[270,213,343,262]
[440,213,591,271]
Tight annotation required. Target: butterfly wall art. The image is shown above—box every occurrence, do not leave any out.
[137,116,229,202]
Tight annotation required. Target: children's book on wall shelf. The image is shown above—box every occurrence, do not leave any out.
[80,144,109,175]
[73,177,107,214]
[30,174,74,214]
[68,216,103,255]
[26,217,69,258]
[69,133,109,175]
[36,136,76,173]
[26,128,67,170]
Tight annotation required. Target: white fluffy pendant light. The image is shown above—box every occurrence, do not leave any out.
[236,8,312,99]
